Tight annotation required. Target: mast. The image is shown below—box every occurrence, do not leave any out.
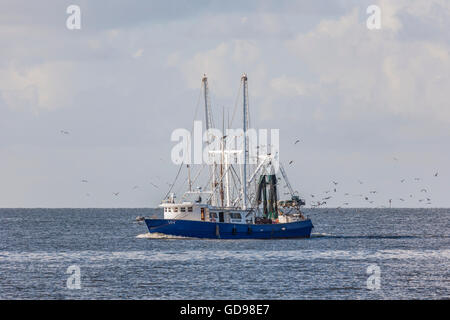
[202,74,213,132]
[220,106,225,207]
[202,74,216,205]
[242,73,248,209]
[225,108,230,207]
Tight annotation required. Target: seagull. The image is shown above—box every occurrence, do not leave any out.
[113,192,120,196]
[294,139,300,145]
[343,202,349,205]
[365,197,369,201]
[310,194,315,198]
[399,198,405,201]
[332,181,338,185]
[81,179,88,183]
[420,189,427,193]
[400,179,406,183]
[369,191,377,194]
[414,178,421,181]
[60,130,70,135]
[289,160,294,165]
[323,196,332,200]
[358,180,363,184]
[434,172,438,177]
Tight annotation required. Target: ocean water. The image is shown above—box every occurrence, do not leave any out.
[0,208,448,299]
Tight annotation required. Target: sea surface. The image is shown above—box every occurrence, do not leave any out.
[0,208,448,299]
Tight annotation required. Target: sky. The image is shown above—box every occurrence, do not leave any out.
[0,0,449,208]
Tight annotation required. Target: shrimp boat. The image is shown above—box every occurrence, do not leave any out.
[145,74,313,239]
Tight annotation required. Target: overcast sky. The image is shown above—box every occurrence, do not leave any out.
[0,0,449,208]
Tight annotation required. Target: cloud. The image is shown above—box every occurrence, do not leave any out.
[284,4,450,122]
[270,75,309,96]
[0,62,78,111]
[0,0,449,207]
[179,40,263,97]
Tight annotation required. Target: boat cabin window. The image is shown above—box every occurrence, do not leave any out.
[219,212,225,223]
[174,207,178,213]
[230,213,242,220]
[209,212,217,222]
[188,207,193,212]
[180,207,185,212]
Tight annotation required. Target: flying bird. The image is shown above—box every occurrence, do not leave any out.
[294,139,300,144]
[81,179,88,183]
[113,192,120,196]
[289,160,294,165]
[420,189,427,193]
[60,130,70,135]
[434,172,438,177]
[358,180,363,184]
[400,179,405,183]
[332,181,338,185]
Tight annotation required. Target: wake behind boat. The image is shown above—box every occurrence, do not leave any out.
[145,74,313,239]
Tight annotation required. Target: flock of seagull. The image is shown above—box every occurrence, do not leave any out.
[304,174,438,208]
[286,139,440,208]
[64,129,440,207]
[79,178,161,199]
[60,129,164,198]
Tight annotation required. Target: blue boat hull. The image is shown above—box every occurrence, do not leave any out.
[144,218,313,239]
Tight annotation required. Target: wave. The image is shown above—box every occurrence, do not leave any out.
[1,248,449,263]
[136,232,196,240]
